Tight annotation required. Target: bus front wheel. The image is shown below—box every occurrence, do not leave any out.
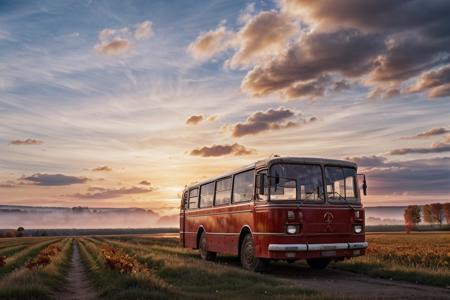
[240,234,267,272]
[306,258,330,270]
[199,231,216,261]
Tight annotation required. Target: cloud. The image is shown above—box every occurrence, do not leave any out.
[186,115,204,125]
[190,143,255,157]
[390,142,450,155]
[68,186,153,199]
[367,86,401,99]
[279,0,450,33]
[0,181,18,188]
[333,79,351,91]
[230,107,315,137]
[283,75,331,99]
[187,25,234,60]
[408,65,450,99]
[190,0,450,100]
[241,29,384,98]
[239,3,256,23]
[139,180,151,186]
[10,138,43,145]
[401,127,450,139]
[345,155,387,168]
[134,20,153,40]
[95,38,130,55]
[95,20,153,55]
[92,166,112,172]
[345,156,450,195]
[226,11,297,68]
[21,173,88,186]
[207,114,219,122]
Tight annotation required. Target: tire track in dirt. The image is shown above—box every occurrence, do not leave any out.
[266,263,450,300]
[56,242,98,300]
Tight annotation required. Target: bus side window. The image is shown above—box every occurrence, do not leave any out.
[233,169,255,203]
[215,177,232,206]
[189,188,199,209]
[199,182,214,208]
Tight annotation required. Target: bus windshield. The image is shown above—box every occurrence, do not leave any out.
[270,164,324,202]
[325,166,359,203]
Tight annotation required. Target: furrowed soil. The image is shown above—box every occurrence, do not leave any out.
[55,242,98,300]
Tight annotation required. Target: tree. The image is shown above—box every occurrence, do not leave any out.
[422,204,433,224]
[443,203,450,224]
[16,227,25,237]
[404,205,421,233]
[430,203,443,226]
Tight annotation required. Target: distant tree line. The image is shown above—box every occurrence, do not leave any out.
[404,203,450,233]
[0,227,25,238]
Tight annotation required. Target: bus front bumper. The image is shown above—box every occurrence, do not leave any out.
[268,242,368,252]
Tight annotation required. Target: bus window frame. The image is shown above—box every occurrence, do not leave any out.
[231,168,256,205]
[324,164,360,204]
[214,176,232,207]
[268,162,326,204]
[255,169,269,203]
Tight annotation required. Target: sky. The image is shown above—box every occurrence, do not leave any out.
[0,0,449,216]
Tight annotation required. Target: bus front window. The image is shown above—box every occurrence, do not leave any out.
[270,164,324,202]
[325,166,359,203]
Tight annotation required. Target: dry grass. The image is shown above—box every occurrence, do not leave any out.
[332,232,450,287]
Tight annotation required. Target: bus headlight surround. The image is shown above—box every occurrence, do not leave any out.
[286,225,298,234]
[354,224,363,234]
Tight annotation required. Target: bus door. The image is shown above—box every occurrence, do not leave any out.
[180,191,188,247]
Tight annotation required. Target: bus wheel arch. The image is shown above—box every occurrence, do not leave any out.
[197,227,216,261]
[196,226,204,249]
[238,226,252,257]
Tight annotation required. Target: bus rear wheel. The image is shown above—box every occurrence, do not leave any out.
[199,231,216,261]
[306,258,330,270]
[240,234,267,272]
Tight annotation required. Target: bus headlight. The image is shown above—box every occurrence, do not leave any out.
[286,225,298,234]
[354,224,363,234]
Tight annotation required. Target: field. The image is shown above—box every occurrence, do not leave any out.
[330,232,450,287]
[0,233,448,299]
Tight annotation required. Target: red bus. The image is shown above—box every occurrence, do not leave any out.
[179,157,368,271]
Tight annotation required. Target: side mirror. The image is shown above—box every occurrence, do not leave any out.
[358,174,367,196]
[258,174,265,195]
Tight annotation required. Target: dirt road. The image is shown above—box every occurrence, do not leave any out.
[56,243,98,300]
[266,262,450,300]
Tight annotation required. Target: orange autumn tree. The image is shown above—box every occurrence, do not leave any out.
[422,204,433,224]
[404,205,421,233]
[444,203,450,224]
[430,203,444,226]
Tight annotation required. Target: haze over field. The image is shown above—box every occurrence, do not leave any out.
[1,0,449,219]
[0,205,178,229]
[1,204,447,229]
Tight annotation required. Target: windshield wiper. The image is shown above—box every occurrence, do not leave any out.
[330,192,355,211]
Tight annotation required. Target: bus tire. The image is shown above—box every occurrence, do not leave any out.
[306,258,330,270]
[199,231,216,261]
[240,234,267,272]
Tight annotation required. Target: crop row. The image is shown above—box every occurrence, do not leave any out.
[0,238,72,299]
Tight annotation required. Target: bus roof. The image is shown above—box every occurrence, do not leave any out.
[185,156,357,190]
